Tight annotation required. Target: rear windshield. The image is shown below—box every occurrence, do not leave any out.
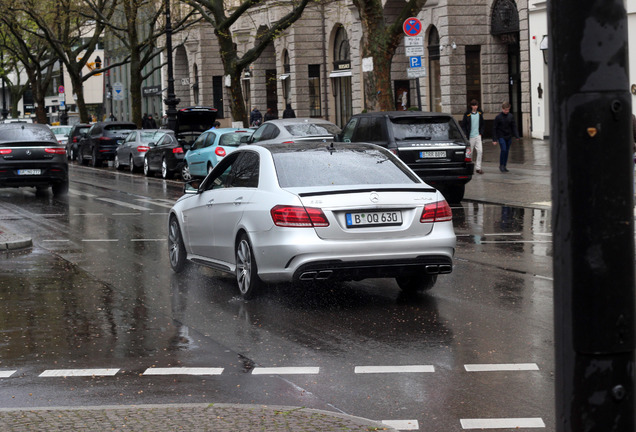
[390,116,464,141]
[273,147,419,188]
[105,124,136,131]
[0,125,56,143]
[219,132,251,147]
[284,123,341,137]
[140,131,162,142]
[51,126,72,135]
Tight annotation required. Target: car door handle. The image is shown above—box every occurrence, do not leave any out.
[234,197,243,205]
[206,199,214,207]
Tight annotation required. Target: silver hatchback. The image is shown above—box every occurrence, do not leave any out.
[168,142,455,299]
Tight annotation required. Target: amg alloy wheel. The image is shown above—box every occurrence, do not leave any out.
[168,217,188,273]
[236,234,262,299]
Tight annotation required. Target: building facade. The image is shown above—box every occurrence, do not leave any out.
[166,0,531,135]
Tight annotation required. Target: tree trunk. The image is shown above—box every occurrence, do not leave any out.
[129,50,143,128]
[69,73,89,123]
[363,52,395,111]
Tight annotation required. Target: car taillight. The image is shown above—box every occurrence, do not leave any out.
[45,148,67,155]
[73,137,79,143]
[464,147,472,162]
[271,205,329,227]
[98,136,110,141]
[173,147,184,154]
[0,148,11,155]
[215,147,226,157]
[420,200,453,223]
[137,146,150,152]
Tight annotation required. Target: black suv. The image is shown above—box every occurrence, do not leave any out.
[77,121,136,167]
[173,106,217,146]
[340,111,474,202]
[66,123,90,161]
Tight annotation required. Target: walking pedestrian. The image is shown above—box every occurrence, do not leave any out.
[461,99,484,174]
[250,107,262,127]
[263,107,277,122]
[282,103,296,119]
[492,101,519,172]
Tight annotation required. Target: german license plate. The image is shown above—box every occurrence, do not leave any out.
[420,150,446,158]
[346,211,402,227]
[18,169,41,175]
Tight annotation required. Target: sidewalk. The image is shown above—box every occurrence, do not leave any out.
[0,403,397,431]
[464,137,552,209]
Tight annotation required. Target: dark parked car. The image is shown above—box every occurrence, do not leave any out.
[0,123,69,196]
[173,106,218,147]
[339,111,474,203]
[66,123,90,161]
[77,121,136,167]
[115,129,168,173]
[143,131,185,179]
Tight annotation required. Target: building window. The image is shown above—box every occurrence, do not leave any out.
[465,46,481,106]
[428,27,442,112]
[308,64,321,117]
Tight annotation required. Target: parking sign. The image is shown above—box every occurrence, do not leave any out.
[409,56,422,68]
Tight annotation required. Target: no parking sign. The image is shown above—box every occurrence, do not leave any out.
[403,17,422,37]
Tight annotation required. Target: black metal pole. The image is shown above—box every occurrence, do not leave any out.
[549,1,635,430]
[163,0,180,131]
[1,51,9,120]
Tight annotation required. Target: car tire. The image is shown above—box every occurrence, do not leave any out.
[69,147,76,161]
[236,233,262,300]
[78,149,87,166]
[143,157,151,176]
[91,149,101,168]
[441,185,465,204]
[52,180,69,197]
[162,158,172,179]
[129,155,138,173]
[181,163,191,181]
[396,274,437,293]
[168,216,189,273]
[207,163,214,176]
[114,154,122,170]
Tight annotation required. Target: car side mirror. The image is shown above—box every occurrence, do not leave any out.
[183,144,191,151]
[184,180,201,194]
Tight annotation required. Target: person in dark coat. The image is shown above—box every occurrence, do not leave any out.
[492,101,519,173]
[263,107,277,122]
[282,103,296,119]
[250,108,262,127]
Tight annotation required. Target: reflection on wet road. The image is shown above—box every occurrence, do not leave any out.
[0,167,554,430]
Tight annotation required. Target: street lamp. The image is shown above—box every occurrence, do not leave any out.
[164,0,180,131]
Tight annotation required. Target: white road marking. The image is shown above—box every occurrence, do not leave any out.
[39,369,120,377]
[41,239,70,242]
[112,213,142,216]
[355,365,435,374]
[251,367,320,375]
[143,367,224,376]
[136,198,175,209]
[464,363,539,372]
[97,198,151,211]
[0,370,16,378]
[72,213,103,216]
[461,417,545,429]
[382,419,419,430]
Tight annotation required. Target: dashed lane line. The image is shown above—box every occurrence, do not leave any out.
[39,369,120,377]
[464,363,539,372]
[143,367,224,376]
[251,367,320,375]
[460,417,546,429]
[0,371,16,378]
[96,198,151,211]
[355,365,435,374]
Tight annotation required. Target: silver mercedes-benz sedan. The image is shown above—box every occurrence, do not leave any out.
[168,142,456,299]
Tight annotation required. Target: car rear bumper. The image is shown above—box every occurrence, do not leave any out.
[0,163,68,187]
[409,163,474,185]
[250,222,456,283]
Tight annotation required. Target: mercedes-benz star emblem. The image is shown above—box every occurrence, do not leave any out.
[26,150,31,155]
[369,192,379,203]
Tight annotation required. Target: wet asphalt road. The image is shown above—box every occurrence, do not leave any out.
[0,156,554,431]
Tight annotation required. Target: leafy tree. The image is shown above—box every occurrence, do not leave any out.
[185,0,313,126]
[351,0,428,111]
[7,0,119,123]
[91,0,199,127]
[0,15,57,123]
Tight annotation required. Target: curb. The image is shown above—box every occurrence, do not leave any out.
[0,224,32,251]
